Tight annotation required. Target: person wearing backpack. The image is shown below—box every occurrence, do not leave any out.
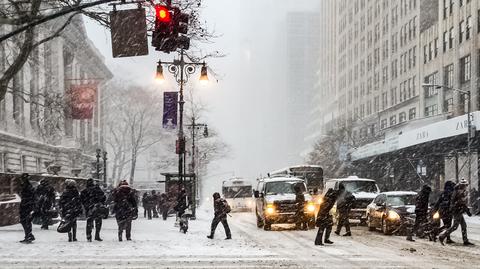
[59,179,83,242]
[207,192,231,240]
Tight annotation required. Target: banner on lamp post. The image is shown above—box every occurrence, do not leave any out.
[163,92,178,129]
[68,83,97,120]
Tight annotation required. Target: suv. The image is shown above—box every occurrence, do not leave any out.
[323,176,380,224]
[254,177,316,230]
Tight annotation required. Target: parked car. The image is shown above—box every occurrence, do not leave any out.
[254,177,316,230]
[366,191,417,235]
[323,176,380,224]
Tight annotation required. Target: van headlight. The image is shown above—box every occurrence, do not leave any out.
[387,210,400,220]
[433,211,440,220]
[306,202,316,213]
[317,197,323,205]
[265,203,275,215]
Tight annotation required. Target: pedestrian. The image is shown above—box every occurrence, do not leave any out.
[406,184,431,241]
[59,179,82,242]
[433,180,455,244]
[151,190,159,218]
[18,173,36,243]
[174,188,188,225]
[34,178,55,230]
[315,188,338,245]
[143,192,153,220]
[142,193,149,219]
[112,180,138,241]
[334,183,355,237]
[80,178,106,242]
[439,180,474,246]
[207,192,231,239]
[294,184,308,230]
[159,193,169,220]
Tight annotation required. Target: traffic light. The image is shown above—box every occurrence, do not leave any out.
[152,5,173,50]
[172,8,190,50]
[152,4,191,52]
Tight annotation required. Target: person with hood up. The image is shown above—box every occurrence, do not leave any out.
[334,183,355,237]
[18,173,36,243]
[80,178,106,242]
[439,180,474,246]
[294,184,308,230]
[34,178,55,230]
[142,192,149,219]
[112,180,138,241]
[159,192,170,220]
[315,188,339,245]
[207,192,231,239]
[407,184,431,241]
[174,188,188,226]
[433,180,455,244]
[59,179,82,242]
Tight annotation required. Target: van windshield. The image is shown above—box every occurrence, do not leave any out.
[223,186,252,198]
[265,181,305,195]
[342,181,378,193]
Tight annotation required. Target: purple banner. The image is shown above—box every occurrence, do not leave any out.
[163,92,178,129]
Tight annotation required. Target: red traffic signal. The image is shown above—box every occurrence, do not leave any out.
[155,5,171,23]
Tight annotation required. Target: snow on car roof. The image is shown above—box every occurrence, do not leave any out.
[382,191,417,196]
[326,176,376,182]
[260,176,305,183]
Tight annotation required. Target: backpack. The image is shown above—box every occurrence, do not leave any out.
[223,199,231,214]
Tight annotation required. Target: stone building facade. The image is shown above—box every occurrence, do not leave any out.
[0,16,112,179]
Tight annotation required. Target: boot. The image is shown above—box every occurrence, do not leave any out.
[95,231,102,241]
[406,236,415,242]
[68,232,73,242]
[118,232,123,242]
[87,237,92,242]
[334,230,340,236]
[324,239,334,244]
[207,235,214,239]
[464,241,475,246]
[446,238,455,244]
[343,232,352,236]
[314,229,324,245]
[72,229,77,241]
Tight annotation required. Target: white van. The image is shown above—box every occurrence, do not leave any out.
[323,176,380,224]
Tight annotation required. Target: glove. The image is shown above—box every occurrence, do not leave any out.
[467,209,472,217]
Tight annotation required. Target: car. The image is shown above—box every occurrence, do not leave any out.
[253,177,316,231]
[323,176,380,224]
[366,191,417,235]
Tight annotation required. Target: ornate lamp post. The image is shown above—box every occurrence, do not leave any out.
[95,148,101,180]
[102,151,107,185]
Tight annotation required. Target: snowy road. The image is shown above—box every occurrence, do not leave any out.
[0,209,479,268]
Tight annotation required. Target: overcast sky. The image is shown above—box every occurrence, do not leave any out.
[84,0,320,191]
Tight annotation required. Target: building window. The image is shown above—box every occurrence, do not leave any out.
[36,157,42,173]
[390,115,397,126]
[390,87,397,106]
[444,64,454,87]
[424,72,438,97]
[466,16,471,40]
[399,112,407,123]
[444,98,454,113]
[20,155,26,172]
[425,104,438,117]
[382,92,388,109]
[460,55,471,83]
[449,27,454,49]
[459,20,465,43]
[409,108,416,120]
[381,119,388,129]
[443,31,448,52]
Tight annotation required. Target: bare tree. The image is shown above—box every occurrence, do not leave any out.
[104,81,166,185]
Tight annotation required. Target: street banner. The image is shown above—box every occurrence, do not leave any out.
[67,83,97,120]
[163,92,178,129]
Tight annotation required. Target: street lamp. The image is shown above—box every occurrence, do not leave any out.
[156,49,209,216]
[95,148,101,180]
[102,151,107,185]
[155,62,165,83]
[422,83,473,187]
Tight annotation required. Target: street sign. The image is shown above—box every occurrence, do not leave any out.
[110,8,148,58]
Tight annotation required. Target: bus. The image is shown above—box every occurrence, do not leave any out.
[269,165,324,192]
[222,178,254,212]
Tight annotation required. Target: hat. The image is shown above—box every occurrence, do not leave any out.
[65,179,77,187]
[119,180,129,186]
[459,179,468,185]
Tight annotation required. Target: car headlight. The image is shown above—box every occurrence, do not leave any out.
[265,203,275,215]
[317,197,323,205]
[306,202,316,213]
[387,210,400,220]
[433,211,440,220]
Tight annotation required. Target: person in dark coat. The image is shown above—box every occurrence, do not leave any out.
[294,184,307,230]
[112,180,138,241]
[407,184,432,241]
[18,173,36,243]
[34,179,55,230]
[159,193,169,220]
[80,178,106,242]
[335,183,355,236]
[59,179,82,242]
[433,180,455,244]
[174,188,188,221]
[439,180,474,246]
[151,190,159,218]
[315,188,338,245]
[142,193,149,219]
[207,192,231,239]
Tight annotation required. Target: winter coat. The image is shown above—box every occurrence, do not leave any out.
[213,197,230,218]
[35,181,55,213]
[336,190,356,214]
[449,184,470,215]
[159,193,169,209]
[19,180,36,219]
[112,185,138,221]
[146,194,158,208]
[59,186,82,221]
[433,181,455,217]
[316,189,338,224]
[415,185,431,216]
[80,183,106,218]
[295,192,306,211]
[174,192,188,213]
